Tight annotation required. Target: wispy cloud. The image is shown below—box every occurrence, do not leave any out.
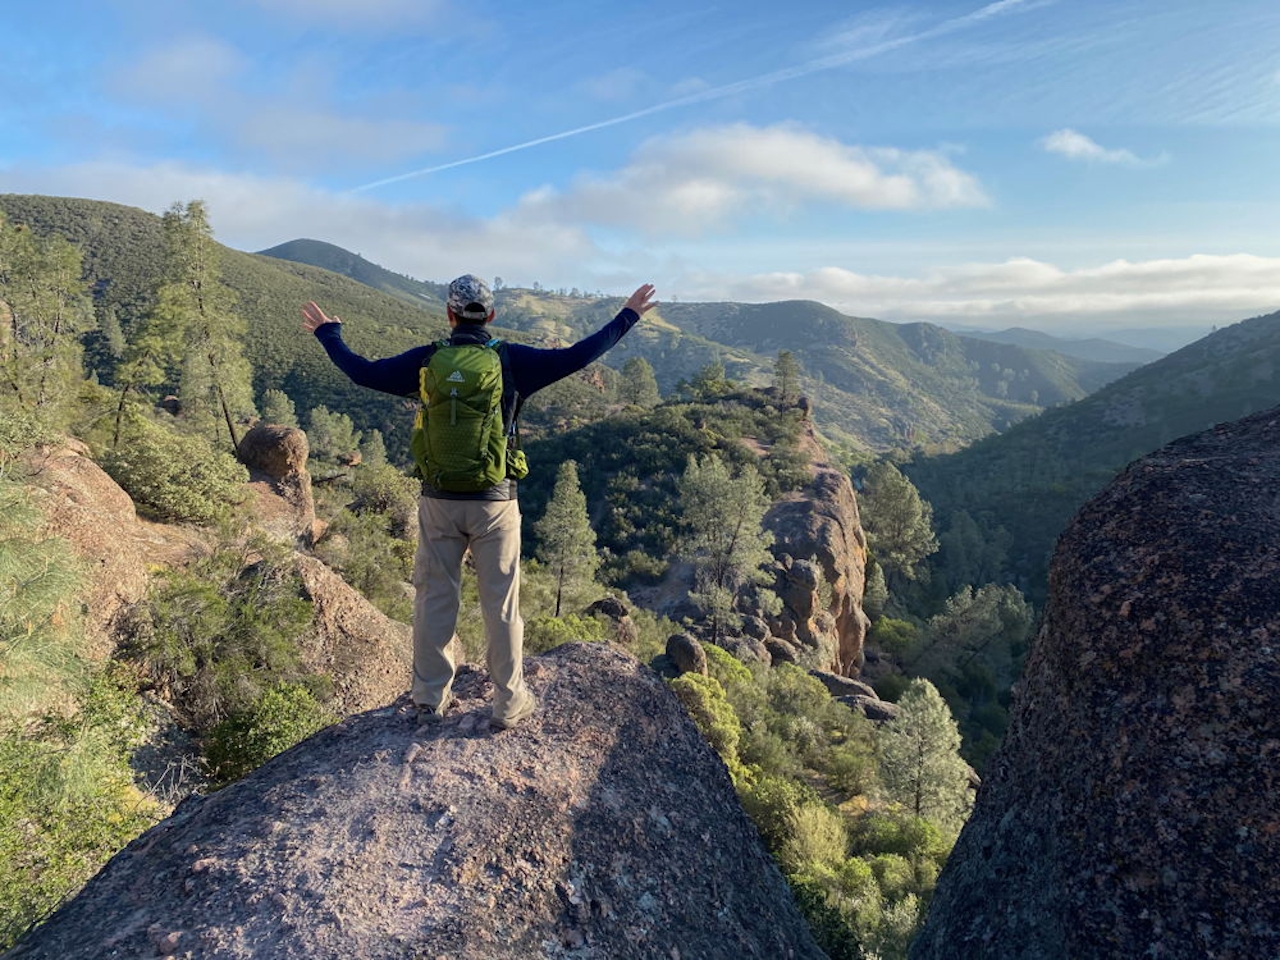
[1040,128,1166,166]
[354,0,1040,191]
[243,0,448,29]
[517,124,987,236]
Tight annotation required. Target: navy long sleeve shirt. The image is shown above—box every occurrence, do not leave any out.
[313,307,640,399]
[312,306,641,499]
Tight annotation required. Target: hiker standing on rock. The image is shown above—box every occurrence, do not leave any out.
[302,277,657,730]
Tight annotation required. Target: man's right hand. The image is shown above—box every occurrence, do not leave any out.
[624,284,658,316]
[301,301,341,333]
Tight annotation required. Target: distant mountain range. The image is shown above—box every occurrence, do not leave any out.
[958,327,1165,365]
[907,307,1280,599]
[256,235,1145,453]
[0,195,1155,456]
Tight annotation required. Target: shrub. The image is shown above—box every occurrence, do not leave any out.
[101,418,247,522]
[525,613,608,654]
[669,673,742,766]
[204,683,335,786]
[0,669,160,949]
[779,801,849,875]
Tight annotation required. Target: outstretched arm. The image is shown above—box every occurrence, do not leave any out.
[509,284,658,397]
[301,301,428,397]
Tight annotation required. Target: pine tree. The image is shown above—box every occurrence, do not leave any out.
[618,357,661,408]
[533,460,599,617]
[259,388,299,428]
[675,454,775,643]
[877,678,973,836]
[162,201,255,453]
[0,215,93,426]
[306,405,360,463]
[860,461,939,582]
[773,350,801,404]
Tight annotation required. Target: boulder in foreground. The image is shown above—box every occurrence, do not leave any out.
[8,644,825,960]
[913,408,1280,959]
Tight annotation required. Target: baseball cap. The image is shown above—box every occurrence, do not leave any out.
[447,274,494,320]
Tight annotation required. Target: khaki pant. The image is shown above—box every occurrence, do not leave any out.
[412,497,534,724]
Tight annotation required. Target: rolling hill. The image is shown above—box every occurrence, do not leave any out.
[261,238,1146,453]
[959,326,1165,365]
[906,307,1280,599]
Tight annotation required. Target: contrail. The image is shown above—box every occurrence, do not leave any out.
[353,0,1041,193]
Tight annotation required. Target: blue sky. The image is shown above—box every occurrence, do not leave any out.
[3,0,1279,341]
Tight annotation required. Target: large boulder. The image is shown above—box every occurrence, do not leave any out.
[238,422,318,544]
[763,431,870,676]
[19,441,206,659]
[913,408,1280,959]
[8,645,825,960]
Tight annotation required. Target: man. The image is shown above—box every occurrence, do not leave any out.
[302,276,657,730]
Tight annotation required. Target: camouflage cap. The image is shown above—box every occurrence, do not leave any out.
[447,274,494,321]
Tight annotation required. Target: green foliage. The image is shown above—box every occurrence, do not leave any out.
[0,668,161,949]
[205,682,335,786]
[259,387,299,427]
[307,404,361,463]
[675,454,776,642]
[160,201,257,452]
[617,356,661,408]
[532,461,599,617]
[524,613,607,654]
[868,617,922,661]
[859,461,939,582]
[313,506,415,621]
[118,538,319,735]
[774,350,802,404]
[877,679,973,837]
[101,416,248,523]
[670,673,744,773]
[0,213,94,429]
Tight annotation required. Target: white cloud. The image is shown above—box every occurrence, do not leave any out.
[1039,128,1164,166]
[1,160,597,288]
[112,36,247,105]
[107,39,449,173]
[518,123,988,236]
[8,157,1276,336]
[676,254,1280,331]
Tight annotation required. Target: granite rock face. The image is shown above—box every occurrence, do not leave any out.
[7,644,825,960]
[913,408,1280,960]
[763,437,870,676]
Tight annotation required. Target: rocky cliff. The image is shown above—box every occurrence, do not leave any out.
[6,644,826,960]
[762,422,870,675]
[912,407,1280,959]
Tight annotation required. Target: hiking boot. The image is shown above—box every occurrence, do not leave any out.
[414,698,451,726]
[490,693,537,732]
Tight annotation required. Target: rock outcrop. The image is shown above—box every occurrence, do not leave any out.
[7,644,825,960]
[237,422,319,544]
[913,408,1280,960]
[19,441,207,658]
[763,427,870,675]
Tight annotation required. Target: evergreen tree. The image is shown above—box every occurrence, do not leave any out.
[259,388,299,428]
[359,428,388,469]
[860,462,939,583]
[675,454,775,643]
[618,357,661,408]
[877,678,973,837]
[533,460,599,617]
[306,405,360,463]
[162,201,255,453]
[0,215,93,426]
[774,350,802,404]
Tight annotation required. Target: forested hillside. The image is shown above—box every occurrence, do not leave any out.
[907,308,1280,600]
[260,235,1145,453]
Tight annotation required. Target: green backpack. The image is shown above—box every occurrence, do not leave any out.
[410,338,527,492]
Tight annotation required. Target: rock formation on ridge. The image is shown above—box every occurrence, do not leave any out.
[762,425,870,675]
[7,644,826,960]
[912,407,1280,959]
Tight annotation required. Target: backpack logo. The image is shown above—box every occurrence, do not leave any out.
[446,370,465,383]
